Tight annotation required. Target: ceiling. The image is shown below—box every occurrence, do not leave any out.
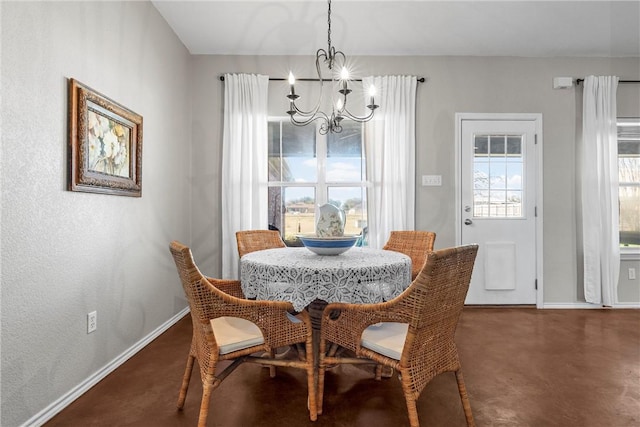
[151,0,640,57]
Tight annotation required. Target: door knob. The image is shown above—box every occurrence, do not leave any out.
[464,219,473,225]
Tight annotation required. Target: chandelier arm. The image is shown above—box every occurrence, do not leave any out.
[289,111,331,128]
[291,101,322,118]
[339,107,376,123]
[288,48,329,117]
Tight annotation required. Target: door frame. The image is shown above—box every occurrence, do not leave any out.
[455,113,544,308]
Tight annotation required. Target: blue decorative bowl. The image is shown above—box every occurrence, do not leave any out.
[298,235,358,256]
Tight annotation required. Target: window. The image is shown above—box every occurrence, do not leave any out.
[618,118,640,253]
[473,134,524,218]
[267,119,368,246]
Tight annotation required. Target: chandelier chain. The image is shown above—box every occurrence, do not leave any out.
[327,0,332,53]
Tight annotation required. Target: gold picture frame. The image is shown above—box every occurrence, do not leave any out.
[68,78,143,197]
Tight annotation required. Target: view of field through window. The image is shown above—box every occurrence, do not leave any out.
[268,120,367,246]
[618,119,640,248]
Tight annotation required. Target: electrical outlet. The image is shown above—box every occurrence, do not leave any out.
[87,311,97,334]
[629,268,637,280]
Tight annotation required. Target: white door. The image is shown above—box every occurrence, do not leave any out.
[457,115,541,305]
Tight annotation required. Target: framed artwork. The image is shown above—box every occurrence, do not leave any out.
[68,78,143,197]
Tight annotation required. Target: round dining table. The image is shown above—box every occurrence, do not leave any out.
[239,246,412,313]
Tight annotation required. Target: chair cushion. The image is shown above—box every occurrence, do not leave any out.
[360,322,409,360]
[211,313,301,355]
[211,317,265,355]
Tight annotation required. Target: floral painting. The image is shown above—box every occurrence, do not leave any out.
[87,110,131,177]
[68,78,143,197]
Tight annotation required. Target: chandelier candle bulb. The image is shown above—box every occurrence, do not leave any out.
[367,85,378,110]
[287,72,297,98]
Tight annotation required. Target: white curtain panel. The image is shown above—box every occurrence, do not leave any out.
[363,75,417,248]
[581,75,620,306]
[221,73,269,279]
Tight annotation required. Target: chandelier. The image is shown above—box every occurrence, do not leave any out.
[286,0,378,134]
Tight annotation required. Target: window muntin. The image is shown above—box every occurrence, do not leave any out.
[473,134,524,218]
[618,118,640,250]
[268,119,368,246]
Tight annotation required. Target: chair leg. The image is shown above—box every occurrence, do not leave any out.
[403,393,420,427]
[177,354,195,409]
[317,338,327,415]
[306,340,318,421]
[375,364,383,380]
[268,350,276,377]
[455,370,476,427]
[197,379,214,427]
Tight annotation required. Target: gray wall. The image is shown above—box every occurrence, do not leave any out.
[1,2,192,425]
[190,55,640,304]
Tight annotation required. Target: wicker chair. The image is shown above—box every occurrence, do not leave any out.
[318,244,479,427]
[383,231,436,280]
[236,229,289,372]
[236,230,286,258]
[169,241,317,426]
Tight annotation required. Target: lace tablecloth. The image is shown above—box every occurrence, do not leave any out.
[240,247,412,312]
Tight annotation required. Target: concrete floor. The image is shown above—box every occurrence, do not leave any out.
[46,308,640,427]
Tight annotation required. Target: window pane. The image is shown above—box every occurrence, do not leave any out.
[490,135,505,155]
[506,191,523,217]
[282,187,315,246]
[506,162,523,190]
[327,121,362,157]
[620,185,640,246]
[268,122,281,182]
[489,161,507,189]
[269,121,318,182]
[268,187,284,231]
[474,136,488,155]
[327,121,364,182]
[327,187,367,238]
[619,150,640,185]
[282,122,316,156]
[507,136,522,155]
[281,155,317,183]
[618,119,640,248]
[474,190,489,217]
[268,122,281,157]
[490,190,506,216]
[474,162,490,189]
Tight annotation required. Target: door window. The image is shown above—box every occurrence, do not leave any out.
[473,134,524,218]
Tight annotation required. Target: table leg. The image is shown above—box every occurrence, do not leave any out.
[306,299,328,409]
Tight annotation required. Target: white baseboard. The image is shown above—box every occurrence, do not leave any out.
[613,302,640,309]
[23,308,190,427]
[543,302,640,309]
[542,302,604,309]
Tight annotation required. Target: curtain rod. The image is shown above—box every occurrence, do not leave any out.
[219,76,425,83]
[576,79,640,84]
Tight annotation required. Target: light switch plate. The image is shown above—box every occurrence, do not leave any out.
[422,175,442,186]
